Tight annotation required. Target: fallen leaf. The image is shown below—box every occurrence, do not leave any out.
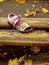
[30,47,40,53]
[16,0,26,4]
[24,9,33,17]
[24,60,33,65]
[42,8,49,14]
[33,9,39,16]
[8,58,19,65]
[24,8,39,17]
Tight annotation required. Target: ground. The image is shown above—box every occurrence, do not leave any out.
[0,0,49,18]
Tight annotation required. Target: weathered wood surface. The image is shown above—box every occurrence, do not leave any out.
[0,30,49,46]
[0,18,49,46]
[0,18,49,29]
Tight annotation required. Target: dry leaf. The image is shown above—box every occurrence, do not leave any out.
[42,8,49,14]
[24,60,33,65]
[24,8,39,17]
[32,9,39,16]
[24,9,33,17]
[30,47,40,53]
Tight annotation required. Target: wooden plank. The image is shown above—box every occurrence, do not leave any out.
[0,18,49,46]
[0,18,10,28]
[0,30,49,46]
[0,18,49,29]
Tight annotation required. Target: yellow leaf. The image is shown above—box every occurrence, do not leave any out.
[0,0,4,2]
[33,11,37,16]
[8,58,19,65]
[24,8,39,17]
[24,9,33,17]
[42,8,49,14]
[8,59,13,65]
[16,0,26,4]
[33,9,39,16]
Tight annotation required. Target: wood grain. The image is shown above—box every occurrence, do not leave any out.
[0,30,49,46]
[0,18,49,29]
